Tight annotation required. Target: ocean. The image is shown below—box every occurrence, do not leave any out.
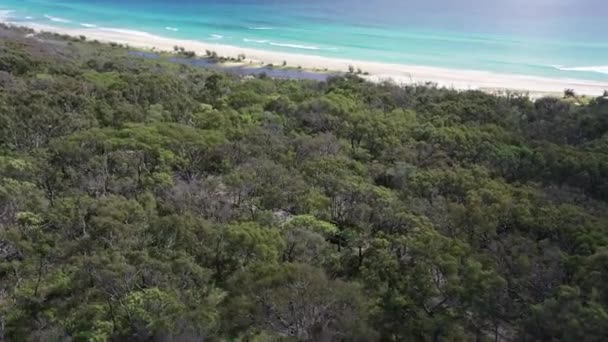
[1,0,607,82]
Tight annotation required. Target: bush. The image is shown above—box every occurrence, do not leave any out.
[564,88,576,98]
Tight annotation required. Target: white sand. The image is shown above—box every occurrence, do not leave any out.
[6,22,608,96]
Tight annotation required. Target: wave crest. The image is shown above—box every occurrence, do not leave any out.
[243,38,327,51]
[80,23,97,28]
[244,38,269,44]
[44,14,71,23]
[555,65,608,75]
[269,42,320,50]
[0,10,15,20]
[165,26,179,32]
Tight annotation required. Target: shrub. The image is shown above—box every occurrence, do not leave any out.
[564,88,576,98]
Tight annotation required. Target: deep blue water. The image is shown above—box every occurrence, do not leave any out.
[1,0,607,81]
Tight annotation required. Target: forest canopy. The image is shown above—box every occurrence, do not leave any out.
[1,25,608,341]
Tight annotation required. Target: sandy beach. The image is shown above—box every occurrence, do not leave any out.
[5,22,608,96]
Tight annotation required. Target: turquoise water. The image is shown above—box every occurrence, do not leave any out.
[1,0,607,81]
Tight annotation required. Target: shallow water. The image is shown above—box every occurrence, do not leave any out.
[2,0,607,81]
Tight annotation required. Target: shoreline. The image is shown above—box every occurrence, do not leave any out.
[4,21,608,96]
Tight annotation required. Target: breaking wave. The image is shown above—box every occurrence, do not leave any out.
[269,42,321,50]
[44,14,71,23]
[244,38,269,44]
[554,65,608,75]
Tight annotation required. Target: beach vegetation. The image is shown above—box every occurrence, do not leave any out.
[182,50,196,58]
[205,50,219,60]
[564,88,576,98]
[1,25,608,342]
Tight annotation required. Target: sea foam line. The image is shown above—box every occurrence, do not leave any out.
[165,26,179,32]
[269,42,321,50]
[80,23,97,28]
[244,38,325,51]
[244,38,269,44]
[44,14,71,23]
[555,65,608,75]
[0,10,15,20]
[248,26,273,30]
[96,27,158,38]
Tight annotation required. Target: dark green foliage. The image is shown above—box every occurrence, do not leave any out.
[1,26,608,341]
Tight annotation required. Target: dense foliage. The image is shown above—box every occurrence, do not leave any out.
[1,25,608,341]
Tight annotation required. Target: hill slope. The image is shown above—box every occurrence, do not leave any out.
[1,25,608,341]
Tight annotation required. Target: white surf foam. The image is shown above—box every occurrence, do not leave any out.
[210,34,223,39]
[269,42,321,50]
[44,14,71,23]
[25,16,34,20]
[97,27,157,38]
[244,38,269,44]
[556,65,608,75]
[80,23,97,28]
[165,26,179,32]
[0,10,15,21]
[248,26,273,30]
